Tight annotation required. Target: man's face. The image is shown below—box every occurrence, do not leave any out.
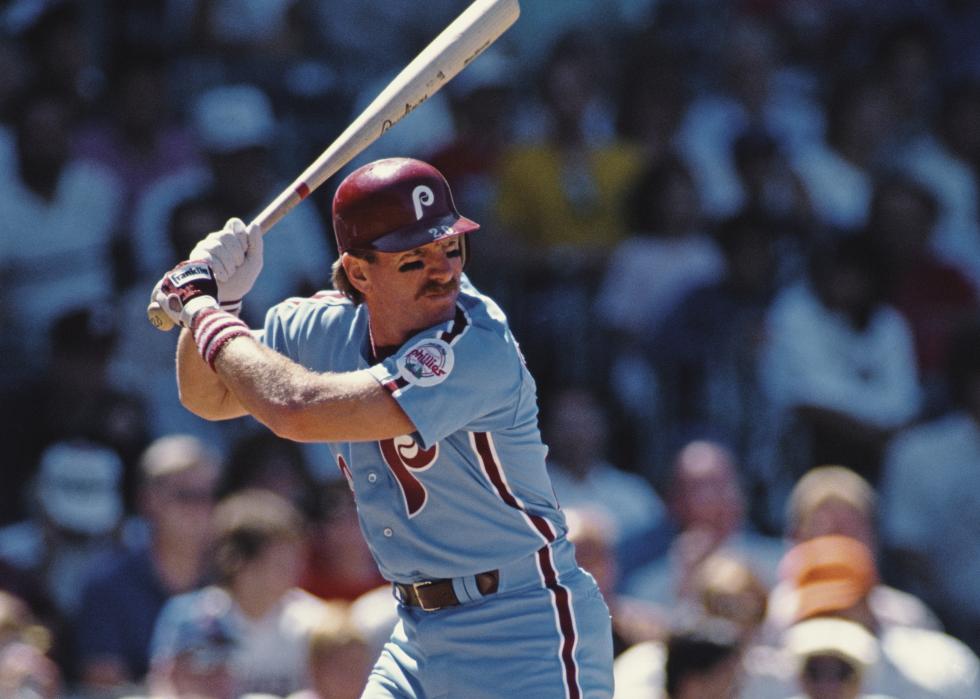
[352,237,464,339]
[168,652,234,699]
[798,501,875,551]
[672,446,744,537]
[146,466,219,545]
[799,655,862,699]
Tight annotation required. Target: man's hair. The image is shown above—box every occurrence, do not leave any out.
[786,465,876,538]
[691,554,768,630]
[211,488,305,584]
[139,434,222,485]
[307,607,368,659]
[664,617,741,696]
[330,251,376,305]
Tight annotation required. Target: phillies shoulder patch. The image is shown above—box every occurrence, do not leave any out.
[397,338,454,387]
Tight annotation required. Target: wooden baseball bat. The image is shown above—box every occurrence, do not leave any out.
[148,0,520,331]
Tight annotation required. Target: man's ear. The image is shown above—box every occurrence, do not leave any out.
[342,253,371,295]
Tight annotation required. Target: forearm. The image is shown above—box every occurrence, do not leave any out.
[211,334,414,442]
[176,328,247,420]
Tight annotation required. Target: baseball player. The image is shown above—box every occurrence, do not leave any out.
[151,157,614,698]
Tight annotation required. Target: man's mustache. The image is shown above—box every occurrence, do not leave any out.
[417,278,460,299]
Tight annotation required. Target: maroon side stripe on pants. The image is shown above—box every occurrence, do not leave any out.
[537,546,581,699]
[470,431,580,698]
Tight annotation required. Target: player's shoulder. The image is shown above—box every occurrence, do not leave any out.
[451,282,523,361]
[268,289,356,327]
[456,278,510,338]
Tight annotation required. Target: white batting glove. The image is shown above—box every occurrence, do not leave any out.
[151,262,221,328]
[189,218,264,313]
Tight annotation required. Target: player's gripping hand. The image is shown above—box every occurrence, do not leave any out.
[188,218,263,313]
[151,260,221,329]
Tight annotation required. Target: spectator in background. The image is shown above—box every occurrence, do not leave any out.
[73,47,202,271]
[0,441,125,619]
[731,129,813,282]
[614,553,770,697]
[880,317,980,652]
[75,434,221,693]
[132,82,331,326]
[648,211,781,506]
[674,15,823,219]
[870,20,940,146]
[783,617,886,699]
[663,617,744,699]
[791,78,897,232]
[760,233,921,496]
[0,591,62,699]
[594,157,724,467]
[150,489,335,697]
[0,641,62,699]
[286,608,373,699]
[614,38,689,167]
[743,535,980,698]
[763,465,941,647]
[864,175,977,412]
[0,86,123,378]
[0,441,127,681]
[543,387,669,574]
[140,592,238,699]
[899,78,980,288]
[19,1,101,113]
[596,155,724,352]
[624,441,784,609]
[0,307,147,525]
[495,30,644,389]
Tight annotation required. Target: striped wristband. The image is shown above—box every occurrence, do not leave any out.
[191,307,251,370]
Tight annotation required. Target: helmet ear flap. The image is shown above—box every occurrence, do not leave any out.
[460,234,471,269]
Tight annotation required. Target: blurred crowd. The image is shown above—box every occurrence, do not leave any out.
[1,0,980,697]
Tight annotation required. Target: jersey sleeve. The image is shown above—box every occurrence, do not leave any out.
[260,300,302,358]
[367,319,525,448]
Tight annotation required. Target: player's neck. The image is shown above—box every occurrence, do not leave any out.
[366,303,454,358]
[368,317,403,361]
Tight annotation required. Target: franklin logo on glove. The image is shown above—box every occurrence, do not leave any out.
[168,262,216,286]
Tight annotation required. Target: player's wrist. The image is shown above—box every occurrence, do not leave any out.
[219,298,243,316]
[180,295,220,327]
[190,307,251,370]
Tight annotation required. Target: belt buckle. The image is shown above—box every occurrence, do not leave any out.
[412,580,443,612]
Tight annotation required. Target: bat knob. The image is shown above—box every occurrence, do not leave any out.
[147,301,176,332]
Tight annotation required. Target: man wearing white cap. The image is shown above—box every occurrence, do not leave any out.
[0,441,125,616]
[131,82,332,323]
[785,617,893,699]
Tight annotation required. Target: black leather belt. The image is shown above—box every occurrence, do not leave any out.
[394,570,499,611]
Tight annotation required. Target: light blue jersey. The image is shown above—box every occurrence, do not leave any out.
[259,277,613,699]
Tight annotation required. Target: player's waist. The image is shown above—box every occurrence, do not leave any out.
[392,537,578,611]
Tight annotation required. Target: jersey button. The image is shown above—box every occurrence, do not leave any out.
[367,472,378,484]
[383,527,393,538]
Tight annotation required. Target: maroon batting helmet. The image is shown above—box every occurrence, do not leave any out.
[332,158,479,255]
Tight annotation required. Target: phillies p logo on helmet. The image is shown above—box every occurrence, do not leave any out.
[412,185,435,220]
